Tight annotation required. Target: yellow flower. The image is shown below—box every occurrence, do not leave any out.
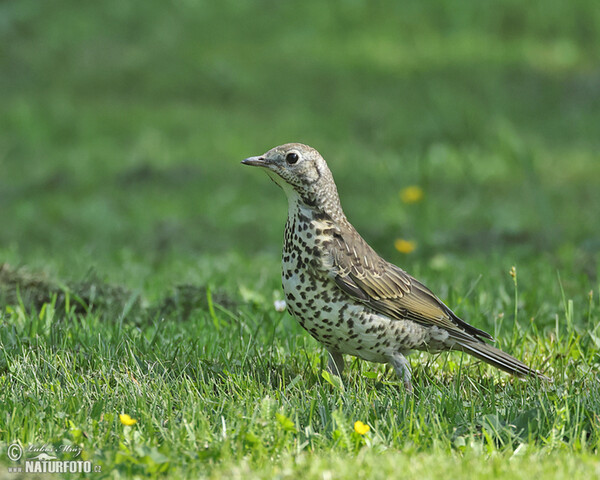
[119,414,137,426]
[394,239,416,254]
[400,186,424,204]
[354,421,370,435]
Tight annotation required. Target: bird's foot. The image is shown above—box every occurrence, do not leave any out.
[389,353,413,393]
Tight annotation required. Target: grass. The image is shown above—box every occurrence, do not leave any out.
[1,0,600,478]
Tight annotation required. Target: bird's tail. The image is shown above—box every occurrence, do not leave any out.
[456,340,550,381]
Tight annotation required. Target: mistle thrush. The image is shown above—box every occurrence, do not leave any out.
[242,143,548,390]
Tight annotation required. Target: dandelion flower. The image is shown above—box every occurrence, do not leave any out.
[119,414,137,426]
[274,300,287,312]
[400,186,424,204]
[354,421,370,435]
[394,239,416,254]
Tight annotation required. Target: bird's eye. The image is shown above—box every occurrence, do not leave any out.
[286,152,299,165]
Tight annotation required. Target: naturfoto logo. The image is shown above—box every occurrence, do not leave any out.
[6,443,100,474]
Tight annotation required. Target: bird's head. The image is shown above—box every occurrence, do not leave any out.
[242,143,342,214]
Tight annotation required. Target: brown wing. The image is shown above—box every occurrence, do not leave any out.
[326,226,493,343]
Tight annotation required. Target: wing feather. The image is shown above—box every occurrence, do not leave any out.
[326,224,493,343]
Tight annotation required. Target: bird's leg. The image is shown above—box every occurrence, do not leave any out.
[327,350,345,376]
[389,353,413,393]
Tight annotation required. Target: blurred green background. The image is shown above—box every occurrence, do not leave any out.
[1,0,599,295]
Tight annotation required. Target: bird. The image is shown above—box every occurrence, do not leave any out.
[242,143,549,391]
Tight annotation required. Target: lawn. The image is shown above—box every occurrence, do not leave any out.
[1,0,599,478]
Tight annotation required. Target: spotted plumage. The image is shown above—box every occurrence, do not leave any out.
[242,143,549,391]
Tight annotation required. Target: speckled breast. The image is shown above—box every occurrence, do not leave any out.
[279,208,413,363]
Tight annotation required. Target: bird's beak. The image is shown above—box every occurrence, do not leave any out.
[241,156,269,167]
